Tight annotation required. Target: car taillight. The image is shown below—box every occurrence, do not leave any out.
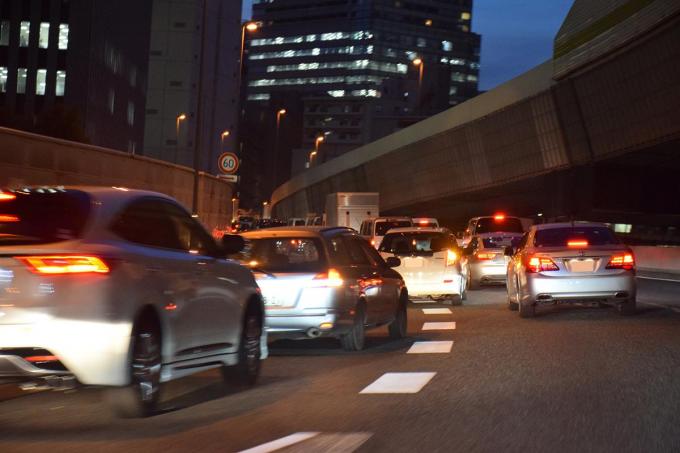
[308,268,343,288]
[476,252,496,260]
[446,250,458,266]
[526,255,559,273]
[19,256,110,275]
[494,213,505,221]
[567,240,588,248]
[0,214,19,222]
[0,192,16,201]
[607,253,635,270]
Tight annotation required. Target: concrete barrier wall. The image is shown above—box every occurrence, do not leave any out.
[632,246,680,276]
[0,127,233,230]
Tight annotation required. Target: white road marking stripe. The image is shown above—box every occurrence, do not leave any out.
[639,302,680,313]
[422,308,452,314]
[360,372,436,394]
[411,299,432,304]
[407,341,453,354]
[287,432,373,452]
[422,321,456,330]
[238,432,320,453]
[636,276,680,283]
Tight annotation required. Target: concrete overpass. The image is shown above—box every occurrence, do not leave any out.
[0,127,233,230]
[271,0,680,242]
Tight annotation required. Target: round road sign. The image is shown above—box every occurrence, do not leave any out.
[218,152,239,174]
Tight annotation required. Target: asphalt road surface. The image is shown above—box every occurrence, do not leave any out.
[1,279,680,452]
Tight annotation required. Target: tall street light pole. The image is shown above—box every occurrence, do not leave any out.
[308,135,324,168]
[221,130,230,152]
[176,113,187,162]
[272,108,286,190]
[413,57,424,109]
[191,0,209,216]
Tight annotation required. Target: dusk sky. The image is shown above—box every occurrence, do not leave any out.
[241,0,574,91]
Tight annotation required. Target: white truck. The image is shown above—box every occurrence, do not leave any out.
[325,192,379,232]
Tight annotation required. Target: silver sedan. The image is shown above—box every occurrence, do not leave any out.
[506,222,636,317]
[0,187,264,417]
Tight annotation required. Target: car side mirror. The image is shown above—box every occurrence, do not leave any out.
[504,245,515,257]
[222,234,245,255]
[385,257,401,268]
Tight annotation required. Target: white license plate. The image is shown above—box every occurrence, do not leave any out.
[404,258,424,268]
[569,259,595,273]
[263,295,286,306]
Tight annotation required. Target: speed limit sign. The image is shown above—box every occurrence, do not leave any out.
[218,152,239,174]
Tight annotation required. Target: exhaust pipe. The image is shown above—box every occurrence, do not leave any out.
[306,328,322,338]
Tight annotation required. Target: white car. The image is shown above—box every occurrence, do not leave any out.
[359,216,413,248]
[379,228,467,304]
[0,187,265,417]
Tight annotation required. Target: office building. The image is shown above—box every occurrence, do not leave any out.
[143,0,242,173]
[0,0,152,152]
[242,0,481,204]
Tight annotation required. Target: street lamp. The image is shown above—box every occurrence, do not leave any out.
[176,113,187,162]
[412,57,424,106]
[221,130,230,151]
[239,22,260,88]
[273,109,287,189]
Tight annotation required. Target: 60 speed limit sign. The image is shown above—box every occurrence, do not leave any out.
[218,152,239,174]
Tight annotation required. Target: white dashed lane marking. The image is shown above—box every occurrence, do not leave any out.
[238,432,372,453]
[422,321,456,330]
[422,308,452,314]
[360,372,436,394]
[407,341,453,354]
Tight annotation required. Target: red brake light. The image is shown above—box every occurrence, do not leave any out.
[493,213,505,221]
[25,355,58,363]
[526,255,559,273]
[567,240,588,248]
[607,253,635,270]
[0,192,16,201]
[19,256,110,275]
[419,220,428,225]
[476,252,496,260]
[310,268,343,287]
[0,214,19,222]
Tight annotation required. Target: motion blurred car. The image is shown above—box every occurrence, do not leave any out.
[464,233,523,289]
[256,218,287,230]
[379,228,467,304]
[287,218,307,226]
[506,222,636,318]
[359,216,413,248]
[0,187,265,417]
[235,227,408,351]
[459,214,525,247]
[412,218,439,228]
[230,215,257,233]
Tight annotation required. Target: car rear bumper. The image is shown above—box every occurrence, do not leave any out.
[265,309,354,338]
[470,262,507,281]
[524,272,636,304]
[406,274,464,298]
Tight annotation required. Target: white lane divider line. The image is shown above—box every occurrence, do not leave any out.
[407,341,453,354]
[360,372,436,394]
[238,432,372,453]
[422,308,452,315]
[238,432,320,453]
[422,321,456,330]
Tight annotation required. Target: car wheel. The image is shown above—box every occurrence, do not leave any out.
[223,307,262,387]
[388,293,408,339]
[617,297,636,316]
[519,300,536,318]
[341,302,366,351]
[107,323,162,418]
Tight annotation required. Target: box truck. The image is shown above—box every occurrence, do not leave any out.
[325,192,379,231]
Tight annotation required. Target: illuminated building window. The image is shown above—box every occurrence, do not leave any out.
[17,68,27,93]
[451,72,465,82]
[442,40,452,51]
[250,45,373,60]
[1,21,11,46]
[39,23,50,48]
[417,37,426,48]
[36,69,47,95]
[424,19,432,26]
[58,24,69,50]
[265,59,406,74]
[449,86,458,95]
[19,22,30,47]
[466,74,478,82]
[0,67,8,93]
[251,31,373,46]
[461,12,471,20]
[56,70,66,96]
[247,93,270,100]
[614,224,632,233]
[249,75,382,87]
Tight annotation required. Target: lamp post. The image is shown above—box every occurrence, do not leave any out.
[221,130,230,151]
[272,108,286,190]
[191,0,209,216]
[308,135,324,168]
[175,113,187,162]
[412,57,424,107]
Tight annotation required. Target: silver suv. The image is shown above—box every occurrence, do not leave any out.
[237,227,408,351]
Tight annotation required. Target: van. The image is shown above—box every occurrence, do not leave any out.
[359,216,413,248]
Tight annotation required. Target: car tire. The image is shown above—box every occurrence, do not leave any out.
[388,293,408,339]
[468,271,481,290]
[519,301,536,318]
[617,297,636,316]
[341,302,366,351]
[107,321,162,418]
[222,306,262,387]
[448,295,463,306]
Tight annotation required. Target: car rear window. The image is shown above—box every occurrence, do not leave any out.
[481,235,523,249]
[475,217,524,234]
[379,232,457,256]
[0,189,91,245]
[375,220,412,236]
[235,237,326,273]
[534,227,620,247]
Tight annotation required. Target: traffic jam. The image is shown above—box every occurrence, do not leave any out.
[0,187,639,421]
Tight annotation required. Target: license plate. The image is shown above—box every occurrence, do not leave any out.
[263,295,286,306]
[404,258,424,268]
[569,259,595,273]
